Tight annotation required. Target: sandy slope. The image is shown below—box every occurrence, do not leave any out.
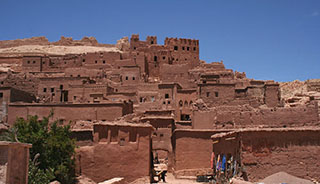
[0,45,121,55]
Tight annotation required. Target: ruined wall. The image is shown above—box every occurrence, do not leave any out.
[8,102,133,125]
[77,124,152,183]
[240,129,320,182]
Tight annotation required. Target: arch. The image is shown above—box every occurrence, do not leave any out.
[179,100,183,107]
[184,100,188,107]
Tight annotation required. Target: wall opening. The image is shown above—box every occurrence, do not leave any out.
[215,92,219,97]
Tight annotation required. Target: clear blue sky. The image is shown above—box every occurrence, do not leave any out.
[1,0,319,82]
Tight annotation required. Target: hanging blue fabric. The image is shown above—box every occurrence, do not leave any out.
[221,155,226,171]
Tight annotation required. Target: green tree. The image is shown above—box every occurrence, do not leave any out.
[6,115,76,184]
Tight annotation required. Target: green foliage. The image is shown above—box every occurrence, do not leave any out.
[12,115,76,184]
[28,157,55,184]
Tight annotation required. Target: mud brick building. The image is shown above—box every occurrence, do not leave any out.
[0,35,319,183]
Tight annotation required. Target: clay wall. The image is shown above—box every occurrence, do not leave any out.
[80,52,121,68]
[120,66,140,85]
[158,83,179,110]
[0,87,35,122]
[65,67,103,78]
[69,84,108,103]
[131,51,147,75]
[176,89,197,121]
[264,84,280,107]
[0,142,31,184]
[130,34,147,51]
[193,104,319,129]
[106,92,136,103]
[22,55,42,72]
[307,79,320,92]
[77,123,152,183]
[240,129,320,181]
[198,83,235,105]
[0,73,40,95]
[37,77,86,103]
[173,129,229,176]
[0,56,22,65]
[41,55,82,72]
[164,37,199,68]
[160,64,192,87]
[7,102,133,125]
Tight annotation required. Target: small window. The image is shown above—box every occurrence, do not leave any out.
[163,56,166,60]
[133,46,136,50]
[168,101,171,104]
[151,96,155,102]
[27,61,30,64]
[60,85,63,89]
[154,56,157,62]
[151,40,154,44]
[95,60,98,64]
[82,59,85,62]
[140,97,143,103]
[42,61,45,64]
[182,46,185,50]
[174,46,178,50]
[125,76,128,80]
[163,101,166,104]
[215,92,219,97]
[165,93,169,99]
[51,88,54,92]
[193,47,196,51]
[77,75,80,77]
[179,100,183,107]
[33,61,36,64]
[0,93,3,98]
[132,77,135,80]
[103,60,106,64]
[187,47,190,51]
[52,93,55,96]
[184,101,188,106]
[43,88,47,92]
[74,96,77,100]
[206,92,210,97]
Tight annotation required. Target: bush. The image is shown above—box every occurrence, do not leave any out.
[12,115,76,184]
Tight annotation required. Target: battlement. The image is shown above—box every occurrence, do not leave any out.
[164,37,199,47]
